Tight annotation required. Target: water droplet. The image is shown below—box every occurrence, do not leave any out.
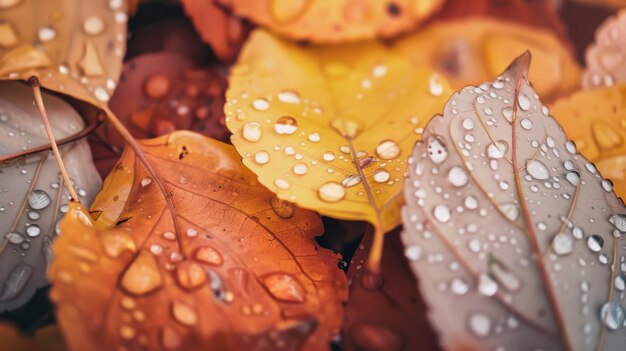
[194,246,224,266]
[27,210,40,220]
[462,118,474,130]
[252,98,270,111]
[293,163,308,175]
[38,26,56,42]
[342,175,362,188]
[600,302,625,330]
[518,93,531,111]
[141,177,152,187]
[375,140,400,160]
[553,233,574,255]
[100,231,136,257]
[468,313,491,337]
[478,273,498,296]
[610,214,626,232]
[429,74,444,96]
[520,119,533,130]
[323,152,335,161]
[171,301,198,326]
[83,16,104,36]
[28,190,51,210]
[587,235,604,252]
[565,141,577,154]
[121,251,163,295]
[318,182,345,203]
[308,133,321,142]
[274,178,290,190]
[447,166,468,187]
[278,91,301,104]
[242,122,262,142]
[404,245,421,261]
[526,159,550,180]
[250,150,269,165]
[502,107,513,122]
[261,272,306,303]
[176,261,206,290]
[275,116,298,135]
[489,261,520,292]
[566,171,580,186]
[94,88,110,102]
[372,64,387,77]
[573,227,584,239]
[26,225,40,237]
[451,278,469,295]
[270,197,295,219]
[373,169,390,183]
[433,205,451,223]
[615,275,626,291]
[119,325,135,340]
[6,232,24,244]
[427,136,447,164]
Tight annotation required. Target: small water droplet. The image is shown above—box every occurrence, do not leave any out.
[253,150,270,165]
[242,122,262,142]
[447,166,468,187]
[373,169,390,183]
[433,205,451,223]
[121,251,163,295]
[566,171,580,187]
[26,225,40,237]
[28,190,51,210]
[176,261,207,290]
[270,197,295,219]
[141,177,152,187]
[468,313,491,337]
[171,301,198,326]
[427,136,448,164]
[27,210,40,220]
[275,116,298,135]
[277,91,301,104]
[610,214,626,232]
[38,26,56,42]
[478,273,498,296]
[274,178,290,190]
[520,119,533,130]
[451,278,469,295]
[518,93,531,111]
[323,152,335,161]
[261,272,306,303]
[587,235,604,252]
[83,16,105,35]
[293,163,308,175]
[6,232,25,244]
[553,233,574,255]
[375,140,400,160]
[252,98,270,111]
[526,159,550,180]
[342,175,362,188]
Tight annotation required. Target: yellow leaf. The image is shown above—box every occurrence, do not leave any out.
[227,0,444,42]
[394,17,581,100]
[225,30,451,234]
[551,85,626,199]
[49,131,347,351]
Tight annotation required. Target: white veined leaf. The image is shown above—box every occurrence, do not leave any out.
[402,52,626,350]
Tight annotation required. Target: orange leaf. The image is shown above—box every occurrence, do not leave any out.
[551,85,626,200]
[49,131,347,351]
[0,323,65,351]
[225,0,444,43]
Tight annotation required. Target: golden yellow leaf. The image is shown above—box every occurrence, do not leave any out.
[550,85,626,199]
[224,29,451,269]
[0,0,126,110]
[394,17,581,100]
[226,0,444,43]
[49,131,347,351]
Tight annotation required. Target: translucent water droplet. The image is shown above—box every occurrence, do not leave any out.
[274,178,290,190]
[308,133,321,142]
[83,16,105,35]
[602,179,614,192]
[489,261,521,292]
[175,262,206,290]
[275,116,298,135]
[573,227,584,239]
[28,190,51,210]
[342,175,362,188]
[520,119,533,130]
[372,64,387,77]
[0,264,32,302]
[518,93,531,111]
[94,88,110,102]
[270,197,295,219]
[565,141,577,154]
[261,272,306,303]
[429,74,444,96]
[252,98,270,111]
[358,156,376,168]
[587,235,604,252]
[373,169,390,183]
[427,136,447,164]
[404,245,421,261]
[254,150,270,165]
[615,275,626,291]
[26,225,40,237]
[277,91,301,104]
[526,159,550,180]
[478,273,498,296]
[600,302,625,330]
[464,196,478,210]
[38,26,56,42]
[121,251,163,295]
[448,166,468,187]
[566,171,580,186]
[462,118,474,130]
[27,210,40,220]
[502,107,513,122]
[6,232,24,244]
[242,122,262,142]
[323,152,335,161]
[293,163,308,175]
[553,233,574,255]
[610,214,626,232]
[100,231,136,257]
[141,177,152,187]
[318,182,345,203]
[486,141,508,159]
[499,203,519,221]
[433,205,451,223]
[375,140,400,160]
[468,313,491,337]
[171,301,198,326]
[451,278,469,295]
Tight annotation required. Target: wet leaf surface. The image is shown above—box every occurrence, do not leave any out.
[225,29,451,234]
[49,131,347,351]
[402,53,626,350]
[582,9,626,88]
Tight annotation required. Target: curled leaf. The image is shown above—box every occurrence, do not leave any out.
[395,17,581,100]
[225,29,451,232]
[582,9,626,89]
[49,131,347,351]
[0,82,101,312]
[402,53,626,349]
[551,85,626,200]
[226,0,444,43]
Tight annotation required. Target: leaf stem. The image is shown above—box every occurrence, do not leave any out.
[29,77,79,202]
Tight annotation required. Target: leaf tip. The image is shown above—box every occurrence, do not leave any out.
[506,50,532,79]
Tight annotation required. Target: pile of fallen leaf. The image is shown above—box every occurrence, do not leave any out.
[1,0,626,350]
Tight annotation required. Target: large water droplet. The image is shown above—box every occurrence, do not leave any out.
[261,272,306,303]
[553,233,574,256]
[342,175,362,188]
[121,251,163,295]
[600,302,625,330]
[566,171,580,187]
[433,205,451,223]
[26,225,40,237]
[171,301,198,326]
[28,190,51,210]
[373,169,390,183]
[526,159,550,180]
[275,116,298,135]
[254,150,270,165]
[176,261,207,290]
[478,273,498,296]
[242,122,262,142]
[194,246,224,266]
[427,136,447,164]
[375,140,400,160]
[518,93,531,111]
[448,166,468,187]
[278,91,301,104]
[610,214,626,232]
[468,313,491,337]
[6,232,24,244]
[587,235,604,252]
[318,182,345,203]
[487,140,508,159]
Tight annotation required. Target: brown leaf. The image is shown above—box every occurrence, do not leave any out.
[180,0,251,63]
[343,228,440,351]
[402,53,626,349]
[49,131,348,351]
[91,52,229,176]
[0,323,65,351]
